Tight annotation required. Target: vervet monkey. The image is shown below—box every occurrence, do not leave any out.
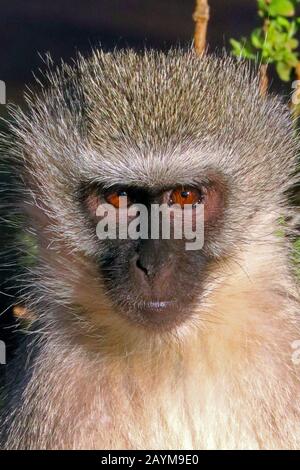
[0,49,299,450]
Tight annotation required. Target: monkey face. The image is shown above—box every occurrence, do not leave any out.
[80,181,225,330]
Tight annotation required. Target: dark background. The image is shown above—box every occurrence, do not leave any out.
[0,0,296,357]
[0,0,259,104]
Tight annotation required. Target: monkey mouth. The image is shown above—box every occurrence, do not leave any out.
[119,297,191,329]
[137,299,179,319]
[142,300,176,310]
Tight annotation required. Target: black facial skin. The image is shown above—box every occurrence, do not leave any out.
[80,183,224,330]
[98,237,210,329]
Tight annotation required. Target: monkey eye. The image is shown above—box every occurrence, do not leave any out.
[169,187,203,208]
[105,189,131,208]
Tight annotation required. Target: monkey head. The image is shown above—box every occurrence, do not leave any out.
[10,49,297,337]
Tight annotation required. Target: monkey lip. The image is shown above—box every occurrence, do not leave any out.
[137,300,177,313]
[143,300,176,310]
[117,296,187,329]
[133,299,182,325]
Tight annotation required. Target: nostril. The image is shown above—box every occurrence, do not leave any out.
[136,258,149,276]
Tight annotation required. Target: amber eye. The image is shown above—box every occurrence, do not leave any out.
[105,190,129,208]
[169,187,203,208]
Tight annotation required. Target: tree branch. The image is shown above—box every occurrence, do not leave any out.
[193,0,210,55]
[259,64,269,97]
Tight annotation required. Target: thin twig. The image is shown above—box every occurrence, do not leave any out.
[193,0,210,55]
[259,63,269,97]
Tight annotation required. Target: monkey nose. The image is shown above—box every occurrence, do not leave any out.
[136,256,153,278]
[131,242,175,294]
[133,255,174,293]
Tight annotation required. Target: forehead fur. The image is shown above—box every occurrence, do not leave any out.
[10,48,297,194]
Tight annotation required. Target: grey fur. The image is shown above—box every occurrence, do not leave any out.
[0,48,299,449]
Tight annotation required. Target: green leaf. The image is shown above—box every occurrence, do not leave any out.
[257,0,266,9]
[276,16,291,28]
[230,38,244,56]
[230,38,256,58]
[251,28,264,48]
[276,61,292,80]
[268,0,295,17]
[282,51,299,67]
[287,38,299,49]
[258,0,268,14]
